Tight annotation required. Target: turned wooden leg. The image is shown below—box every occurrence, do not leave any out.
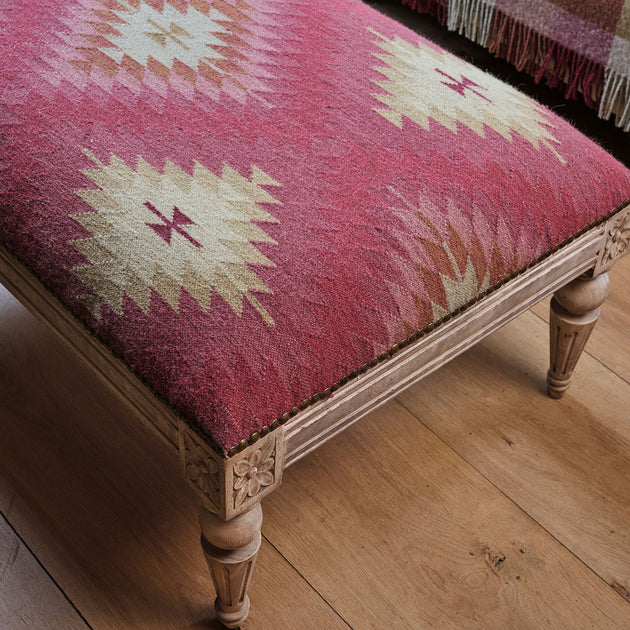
[199,503,263,629]
[547,272,610,399]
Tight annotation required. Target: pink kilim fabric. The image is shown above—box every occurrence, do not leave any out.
[1,0,630,453]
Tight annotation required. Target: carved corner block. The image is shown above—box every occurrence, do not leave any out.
[224,430,285,521]
[594,204,630,276]
[179,424,223,513]
[179,422,285,520]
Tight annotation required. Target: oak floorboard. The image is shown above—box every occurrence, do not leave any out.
[0,512,88,630]
[0,285,348,630]
[530,253,630,384]
[397,310,630,607]
[264,398,630,629]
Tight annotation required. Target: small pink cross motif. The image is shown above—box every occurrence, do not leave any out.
[435,69,491,102]
[144,201,203,248]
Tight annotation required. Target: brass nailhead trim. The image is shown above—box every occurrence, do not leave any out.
[226,199,630,457]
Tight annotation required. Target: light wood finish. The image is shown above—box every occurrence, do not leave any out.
[264,396,630,629]
[0,285,348,630]
[0,514,88,630]
[547,272,610,398]
[179,422,285,521]
[2,269,630,626]
[283,226,605,465]
[397,311,630,608]
[533,252,630,384]
[200,504,263,628]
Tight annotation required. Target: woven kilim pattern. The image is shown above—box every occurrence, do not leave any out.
[403,0,630,130]
[2,0,630,452]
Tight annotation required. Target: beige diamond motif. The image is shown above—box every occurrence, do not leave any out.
[369,29,565,163]
[99,2,230,72]
[72,151,281,324]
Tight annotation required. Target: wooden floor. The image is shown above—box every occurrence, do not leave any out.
[2,258,630,629]
[2,5,630,630]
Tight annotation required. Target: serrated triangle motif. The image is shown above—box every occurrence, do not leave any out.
[72,151,281,323]
[66,0,281,101]
[369,29,566,163]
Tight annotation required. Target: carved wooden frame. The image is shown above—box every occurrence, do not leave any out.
[593,203,630,276]
[179,422,285,520]
[0,201,628,625]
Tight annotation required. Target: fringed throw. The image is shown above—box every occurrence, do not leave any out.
[402,0,630,131]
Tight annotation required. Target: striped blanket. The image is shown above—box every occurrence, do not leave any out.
[403,0,630,130]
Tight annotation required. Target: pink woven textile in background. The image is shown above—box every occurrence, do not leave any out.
[2,0,630,453]
[403,0,630,130]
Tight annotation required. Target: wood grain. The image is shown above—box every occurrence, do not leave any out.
[263,398,630,629]
[397,310,630,606]
[0,513,88,630]
[0,285,347,630]
[531,253,630,383]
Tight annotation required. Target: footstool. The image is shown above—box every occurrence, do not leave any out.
[1,0,629,627]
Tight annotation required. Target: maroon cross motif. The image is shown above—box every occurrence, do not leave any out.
[435,69,491,102]
[144,201,202,248]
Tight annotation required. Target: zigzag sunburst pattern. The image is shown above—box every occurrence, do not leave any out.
[2,0,630,452]
[72,151,281,323]
[35,0,287,105]
[369,29,566,162]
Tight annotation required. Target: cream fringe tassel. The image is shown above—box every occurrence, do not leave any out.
[600,68,630,132]
[447,0,495,47]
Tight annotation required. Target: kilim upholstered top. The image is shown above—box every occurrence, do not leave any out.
[2,0,630,454]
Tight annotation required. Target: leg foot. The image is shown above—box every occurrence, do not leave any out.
[547,273,609,398]
[199,503,263,629]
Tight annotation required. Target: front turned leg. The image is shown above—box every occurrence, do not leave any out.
[547,272,610,398]
[200,503,263,629]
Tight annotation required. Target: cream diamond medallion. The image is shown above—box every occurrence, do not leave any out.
[72,151,281,324]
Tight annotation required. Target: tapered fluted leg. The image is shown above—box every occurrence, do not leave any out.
[547,273,610,399]
[199,503,263,629]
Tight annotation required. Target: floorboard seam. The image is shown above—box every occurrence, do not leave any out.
[261,533,354,629]
[0,510,94,630]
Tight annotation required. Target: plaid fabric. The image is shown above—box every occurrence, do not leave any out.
[403,0,630,130]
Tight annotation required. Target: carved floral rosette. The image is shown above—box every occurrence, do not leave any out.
[594,204,630,275]
[224,431,285,519]
[179,422,285,520]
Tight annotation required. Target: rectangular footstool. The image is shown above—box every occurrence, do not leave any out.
[1,0,629,626]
